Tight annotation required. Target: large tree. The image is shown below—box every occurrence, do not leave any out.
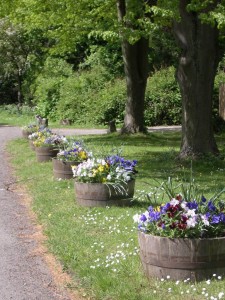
[173,0,223,158]
[117,0,150,133]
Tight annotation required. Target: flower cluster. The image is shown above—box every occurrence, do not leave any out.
[33,133,67,148]
[72,155,137,183]
[56,141,91,162]
[22,124,38,134]
[134,194,225,238]
[28,127,52,141]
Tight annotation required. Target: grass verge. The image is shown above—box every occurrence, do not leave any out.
[6,131,225,300]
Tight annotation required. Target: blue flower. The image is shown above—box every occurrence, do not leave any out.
[140,214,147,222]
[211,215,221,224]
[219,213,225,223]
[201,196,207,203]
[186,201,198,210]
[161,203,170,213]
[208,201,216,211]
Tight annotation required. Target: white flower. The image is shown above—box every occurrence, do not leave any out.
[133,214,140,223]
[107,174,112,181]
[186,209,196,217]
[181,201,187,210]
[101,159,106,165]
[170,198,180,206]
[201,215,210,226]
[186,217,197,228]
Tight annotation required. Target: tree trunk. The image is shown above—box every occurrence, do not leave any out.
[117,0,149,134]
[174,0,220,158]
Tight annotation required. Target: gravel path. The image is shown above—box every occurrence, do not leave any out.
[0,125,79,300]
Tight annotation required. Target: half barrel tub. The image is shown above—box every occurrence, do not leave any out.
[52,158,79,179]
[74,180,135,207]
[35,146,59,162]
[138,232,225,282]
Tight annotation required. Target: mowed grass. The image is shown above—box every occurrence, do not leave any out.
[0,106,105,129]
[6,130,225,300]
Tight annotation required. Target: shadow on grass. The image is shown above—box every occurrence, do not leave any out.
[0,123,11,126]
[76,131,225,202]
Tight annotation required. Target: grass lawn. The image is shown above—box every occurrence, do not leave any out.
[0,106,105,129]
[6,126,225,300]
[2,107,225,300]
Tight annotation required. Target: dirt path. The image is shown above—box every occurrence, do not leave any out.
[0,125,81,300]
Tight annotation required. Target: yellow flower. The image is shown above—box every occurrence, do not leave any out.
[155,206,161,212]
[78,151,87,160]
[92,169,98,176]
[98,165,104,172]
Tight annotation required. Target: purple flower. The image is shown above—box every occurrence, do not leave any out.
[149,211,161,222]
[140,214,147,222]
[208,201,216,211]
[106,155,137,173]
[201,196,207,203]
[219,213,225,223]
[161,203,170,213]
[211,215,221,224]
[186,201,198,210]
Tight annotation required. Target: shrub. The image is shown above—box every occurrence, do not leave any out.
[56,66,113,124]
[145,66,182,126]
[32,57,73,119]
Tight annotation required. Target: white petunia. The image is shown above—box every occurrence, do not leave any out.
[201,215,210,226]
[170,198,180,206]
[186,209,196,217]
[133,213,140,223]
[186,217,197,228]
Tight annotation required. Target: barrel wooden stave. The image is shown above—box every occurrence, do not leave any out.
[74,181,135,207]
[52,158,79,179]
[138,232,225,282]
[35,146,59,162]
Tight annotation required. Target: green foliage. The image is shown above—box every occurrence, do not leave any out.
[212,65,225,132]
[56,65,112,124]
[79,44,124,77]
[32,57,73,119]
[145,66,182,126]
[91,78,126,124]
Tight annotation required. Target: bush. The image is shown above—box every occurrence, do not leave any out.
[56,66,114,124]
[32,57,73,119]
[145,66,182,126]
[90,78,126,125]
[212,69,225,132]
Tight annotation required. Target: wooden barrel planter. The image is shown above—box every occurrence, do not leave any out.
[29,140,35,151]
[52,158,79,179]
[138,232,225,282]
[74,180,135,207]
[35,146,59,162]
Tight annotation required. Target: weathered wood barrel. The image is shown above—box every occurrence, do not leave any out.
[52,158,79,179]
[138,232,225,282]
[35,146,59,162]
[74,180,135,207]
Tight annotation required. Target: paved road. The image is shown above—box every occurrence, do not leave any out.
[0,126,76,300]
[53,125,181,136]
